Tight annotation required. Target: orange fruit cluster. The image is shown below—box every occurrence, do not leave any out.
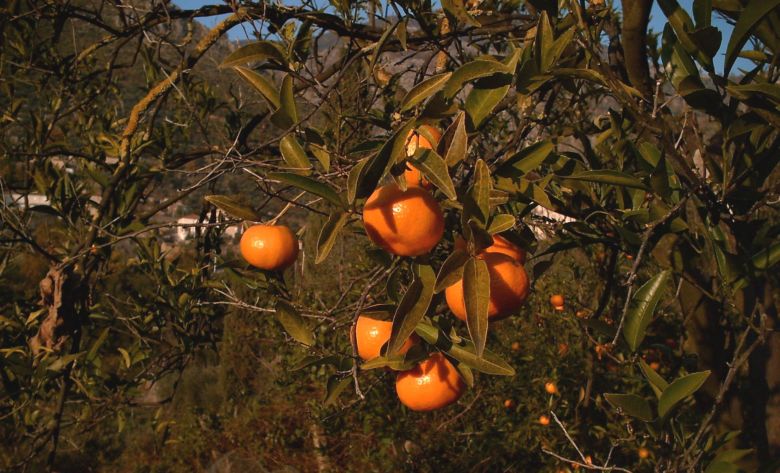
[238,124,537,412]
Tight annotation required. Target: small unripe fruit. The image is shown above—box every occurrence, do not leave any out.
[538,415,550,425]
[638,447,650,459]
[511,341,521,352]
[504,399,515,409]
[545,381,558,394]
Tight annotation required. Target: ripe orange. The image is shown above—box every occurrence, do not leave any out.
[504,399,515,409]
[395,352,465,411]
[454,234,526,264]
[545,381,558,394]
[355,315,416,361]
[404,126,441,190]
[511,341,521,352]
[649,361,661,371]
[445,252,530,321]
[558,343,569,356]
[538,414,550,425]
[363,184,444,256]
[403,163,431,189]
[239,224,299,271]
[638,447,650,459]
[405,125,441,156]
[550,294,564,311]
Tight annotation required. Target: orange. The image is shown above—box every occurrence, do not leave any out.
[403,163,432,189]
[240,224,298,271]
[649,361,661,371]
[511,341,521,352]
[454,234,526,264]
[558,343,569,356]
[638,447,650,459]
[355,315,416,361]
[405,125,441,156]
[362,184,444,256]
[445,252,530,321]
[550,294,564,311]
[538,414,550,425]
[395,352,465,411]
[404,126,441,189]
[545,381,558,394]
[504,399,515,409]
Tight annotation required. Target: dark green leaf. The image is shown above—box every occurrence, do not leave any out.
[724,0,780,75]
[275,300,314,346]
[624,270,671,351]
[487,214,516,234]
[639,359,669,398]
[658,370,711,418]
[220,41,287,68]
[316,211,349,264]
[465,73,512,129]
[410,148,457,200]
[233,66,280,109]
[279,134,312,174]
[442,59,508,98]
[435,248,469,293]
[400,72,452,112]
[268,172,344,207]
[324,375,352,405]
[604,393,654,421]
[463,257,490,357]
[442,111,468,166]
[566,170,647,190]
[387,264,435,356]
[271,74,298,129]
[205,195,261,221]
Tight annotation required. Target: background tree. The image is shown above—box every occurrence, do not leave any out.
[1,0,779,472]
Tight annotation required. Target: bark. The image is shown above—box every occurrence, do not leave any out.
[620,0,653,97]
[29,266,80,354]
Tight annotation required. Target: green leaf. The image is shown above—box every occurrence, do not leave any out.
[487,214,516,234]
[205,195,261,221]
[347,158,368,204]
[233,66,280,109]
[267,172,344,207]
[467,159,491,224]
[415,321,515,375]
[639,359,669,398]
[604,393,654,421]
[220,41,287,68]
[410,149,457,200]
[441,0,481,27]
[658,0,715,69]
[275,300,314,346]
[290,355,340,371]
[309,144,331,172]
[442,59,508,99]
[463,257,490,357]
[534,11,555,71]
[435,248,469,293]
[693,0,712,28]
[279,134,312,174]
[624,270,672,351]
[704,461,740,473]
[271,74,298,129]
[369,21,400,72]
[316,211,349,264]
[354,120,416,200]
[324,375,351,405]
[48,352,85,372]
[117,348,131,369]
[465,73,512,129]
[495,140,553,177]
[724,0,780,75]
[387,264,435,356]
[400,72,452,112]
[86,327,110,362]
[566,170,647,190]
[441,111,468,166]
[658,370,711,419]
[396,18,408,50]
[751,240,780,271]
[360,351,423,371]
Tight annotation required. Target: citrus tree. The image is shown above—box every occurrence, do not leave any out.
[1,0,779,471]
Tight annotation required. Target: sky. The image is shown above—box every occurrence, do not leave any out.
[173,0,750,73]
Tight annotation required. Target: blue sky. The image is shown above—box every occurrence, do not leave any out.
[174,0,748,72]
